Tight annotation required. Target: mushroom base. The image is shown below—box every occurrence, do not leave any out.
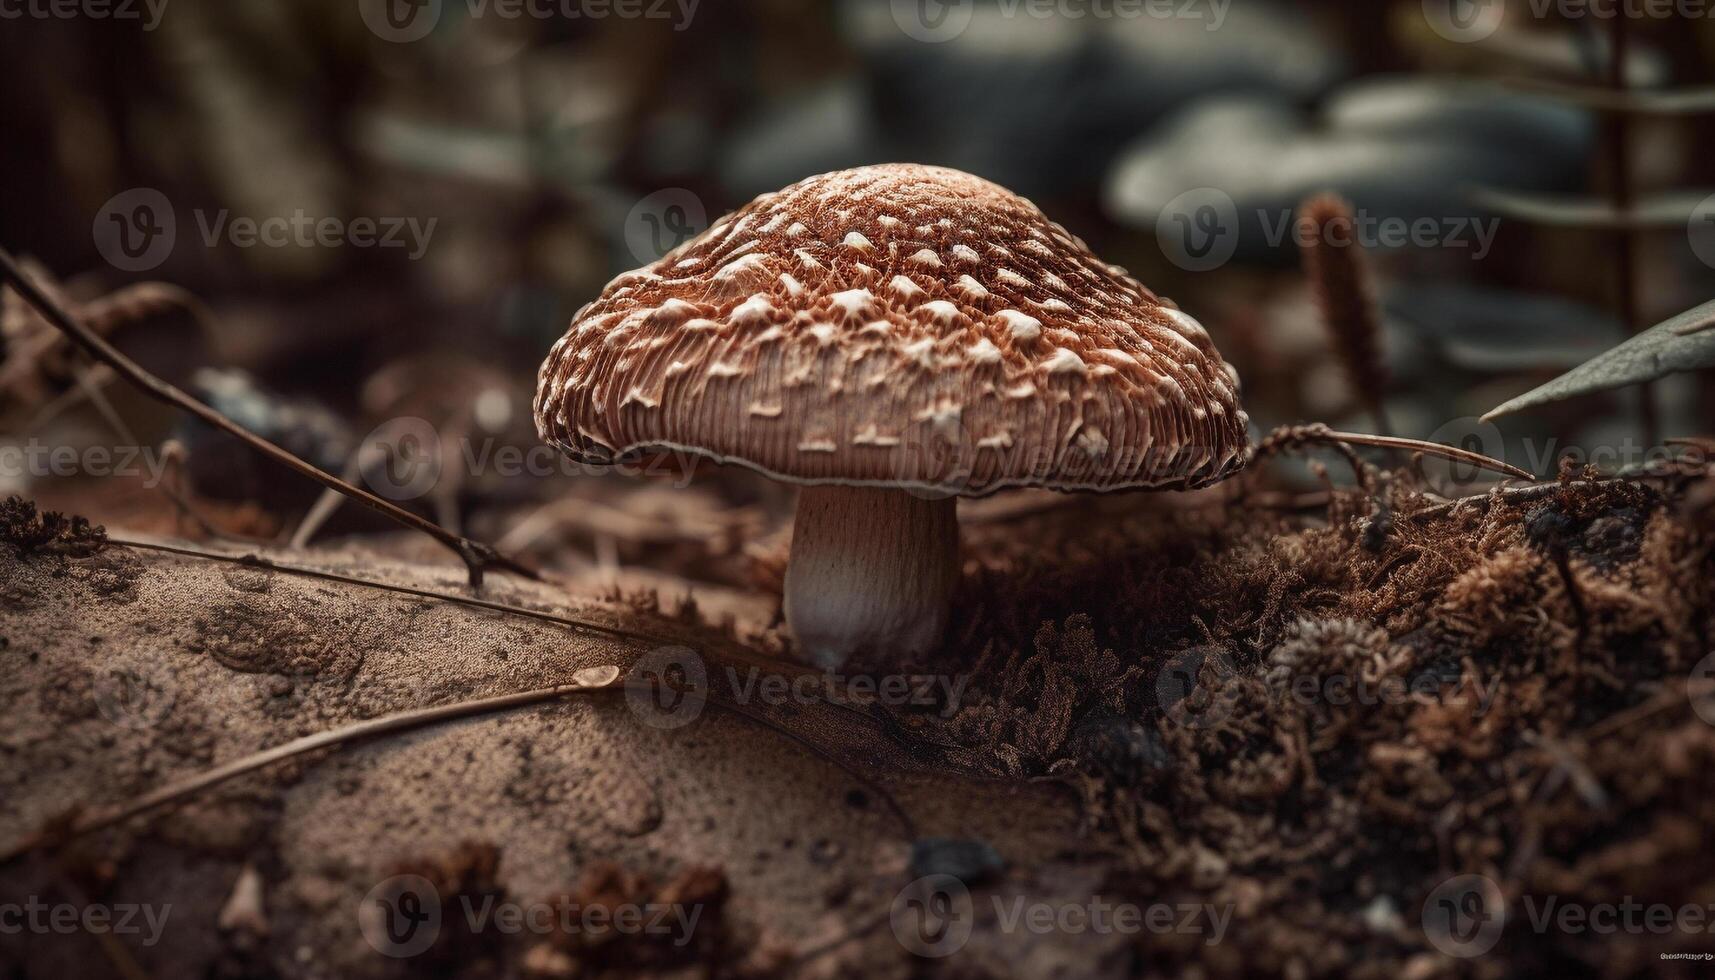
[782,486,959,669]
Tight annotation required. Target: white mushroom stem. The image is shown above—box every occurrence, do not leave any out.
[783,486,959,669]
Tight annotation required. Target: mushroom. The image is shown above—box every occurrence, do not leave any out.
[535,164,1248,667]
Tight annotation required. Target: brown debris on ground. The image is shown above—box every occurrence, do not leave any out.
[871,469,1715,977]
[0,495,107,556]
[5,464,1715,978]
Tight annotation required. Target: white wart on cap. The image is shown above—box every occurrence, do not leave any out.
[535,164,1248,666]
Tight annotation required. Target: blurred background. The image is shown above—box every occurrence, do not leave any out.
[4,0,1715,606]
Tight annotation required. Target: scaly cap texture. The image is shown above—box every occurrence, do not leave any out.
[536,164,1248,494]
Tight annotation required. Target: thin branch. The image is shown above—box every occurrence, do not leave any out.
[0,667,624,863]
[1248,423,1370,486]
[107,535,841,694]
[110,536,664,646]
[1319,427,1535,481]
[0,537,935,864]
[0,247,535,588]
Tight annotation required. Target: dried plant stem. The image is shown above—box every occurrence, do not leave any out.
[0,536,927,863]
[109,536,850,697]
[111,536,670,646]
[1297,193,1392,436]
[1326,429,1533,480]
[0,668,625,864]
[0,247,534,587]
[1250,424,1535,482]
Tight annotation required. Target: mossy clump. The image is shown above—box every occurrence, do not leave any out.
[881,471,1715,977]
[0,496,106,557]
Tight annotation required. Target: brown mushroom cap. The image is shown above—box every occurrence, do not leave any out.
[535,164,1248,495]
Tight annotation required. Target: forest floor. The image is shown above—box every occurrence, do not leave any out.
[3,461,1714,978]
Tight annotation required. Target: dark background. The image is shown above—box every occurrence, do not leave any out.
[4,0,1715,559]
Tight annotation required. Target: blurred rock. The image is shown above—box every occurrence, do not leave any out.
[177,368,353,507]
[1396,9,1669,87]
[718,78,892,202]
[829,0,1343,198]
[1105,77,1592,259]
[1383,284,1624,374]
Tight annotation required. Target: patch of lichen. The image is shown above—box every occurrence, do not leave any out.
[880,472,1715,977]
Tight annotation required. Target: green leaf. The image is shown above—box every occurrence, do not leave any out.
[1483,296,1715,420]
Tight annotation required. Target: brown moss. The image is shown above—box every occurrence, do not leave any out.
[892,470,1715,977]
[0,496,106,557]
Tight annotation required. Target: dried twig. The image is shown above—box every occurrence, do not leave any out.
[0,536,930,863]
[0,247,534,587]
[108,536,861,705]
[0,667,625,863]
[1250,424,1534,482]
